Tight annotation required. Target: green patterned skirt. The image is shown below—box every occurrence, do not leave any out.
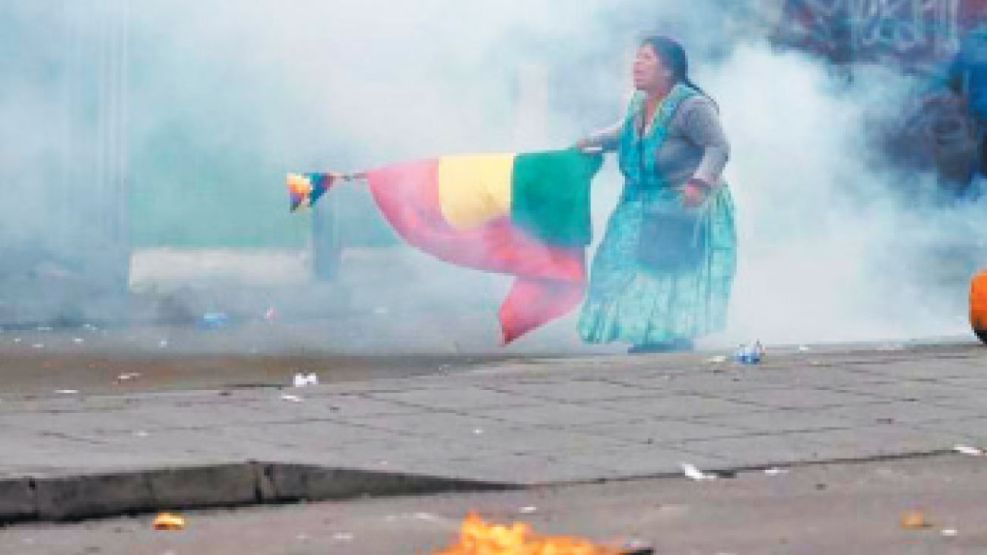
[578,186,737,345]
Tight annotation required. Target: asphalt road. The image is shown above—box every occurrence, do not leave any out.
[2,454,985,554]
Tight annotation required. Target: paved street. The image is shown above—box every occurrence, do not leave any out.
[1,340,985,500]
[4,454,987,554]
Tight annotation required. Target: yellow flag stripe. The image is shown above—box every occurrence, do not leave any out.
[437,153,515,230]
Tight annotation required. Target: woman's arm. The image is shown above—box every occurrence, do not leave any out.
[681,98,730,188]
[576,120,622,153]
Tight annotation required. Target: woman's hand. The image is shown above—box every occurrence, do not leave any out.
[682,178,710,208]
[574,137,599,153]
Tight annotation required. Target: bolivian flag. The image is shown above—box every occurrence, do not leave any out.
[288,148,603,343]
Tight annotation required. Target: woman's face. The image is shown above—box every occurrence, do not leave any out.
[632,44,669,92]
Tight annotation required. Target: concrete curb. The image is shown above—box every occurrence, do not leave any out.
[0,462,515,523]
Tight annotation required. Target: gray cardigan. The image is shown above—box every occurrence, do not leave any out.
[587,96,730,188]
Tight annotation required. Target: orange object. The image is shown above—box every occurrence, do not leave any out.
[152,512,186,531]
[435,513,622,555]
[972,271,987,345]
[900,510,932,530]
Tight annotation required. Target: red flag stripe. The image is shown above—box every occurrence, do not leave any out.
[365,158,585,343]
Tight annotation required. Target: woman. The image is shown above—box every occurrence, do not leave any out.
[576,36,737,353]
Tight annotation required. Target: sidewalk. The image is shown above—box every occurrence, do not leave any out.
[2,341,986,521]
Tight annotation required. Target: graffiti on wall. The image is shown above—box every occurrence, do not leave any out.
[777,0,986,69]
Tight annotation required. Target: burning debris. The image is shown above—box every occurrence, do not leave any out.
[900,510,933,530]
[434,513,651,555]
[152,512,186,531]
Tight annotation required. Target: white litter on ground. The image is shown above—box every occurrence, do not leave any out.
[293,373,318,387]
[680,463,717,481]
[953,445,984,457]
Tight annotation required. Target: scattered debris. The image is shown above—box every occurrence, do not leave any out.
[293,373,319,387]
[199,312,230,330]
[680,463,717,481]
[280,394,303,403]
[621,541,656,555]
[152,513,186,531]
[733,341,765,365]
[953,444,984,456]
[900,510,932,530]
[116,372,141,383]
[264,306,278,322]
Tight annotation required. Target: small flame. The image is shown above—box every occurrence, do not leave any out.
[434,513,622,555]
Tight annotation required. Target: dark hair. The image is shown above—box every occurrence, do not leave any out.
[640,35,714,103]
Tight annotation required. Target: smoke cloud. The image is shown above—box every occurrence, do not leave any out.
[1,0,983,350]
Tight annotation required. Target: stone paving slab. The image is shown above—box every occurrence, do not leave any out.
[0,342,985,521]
